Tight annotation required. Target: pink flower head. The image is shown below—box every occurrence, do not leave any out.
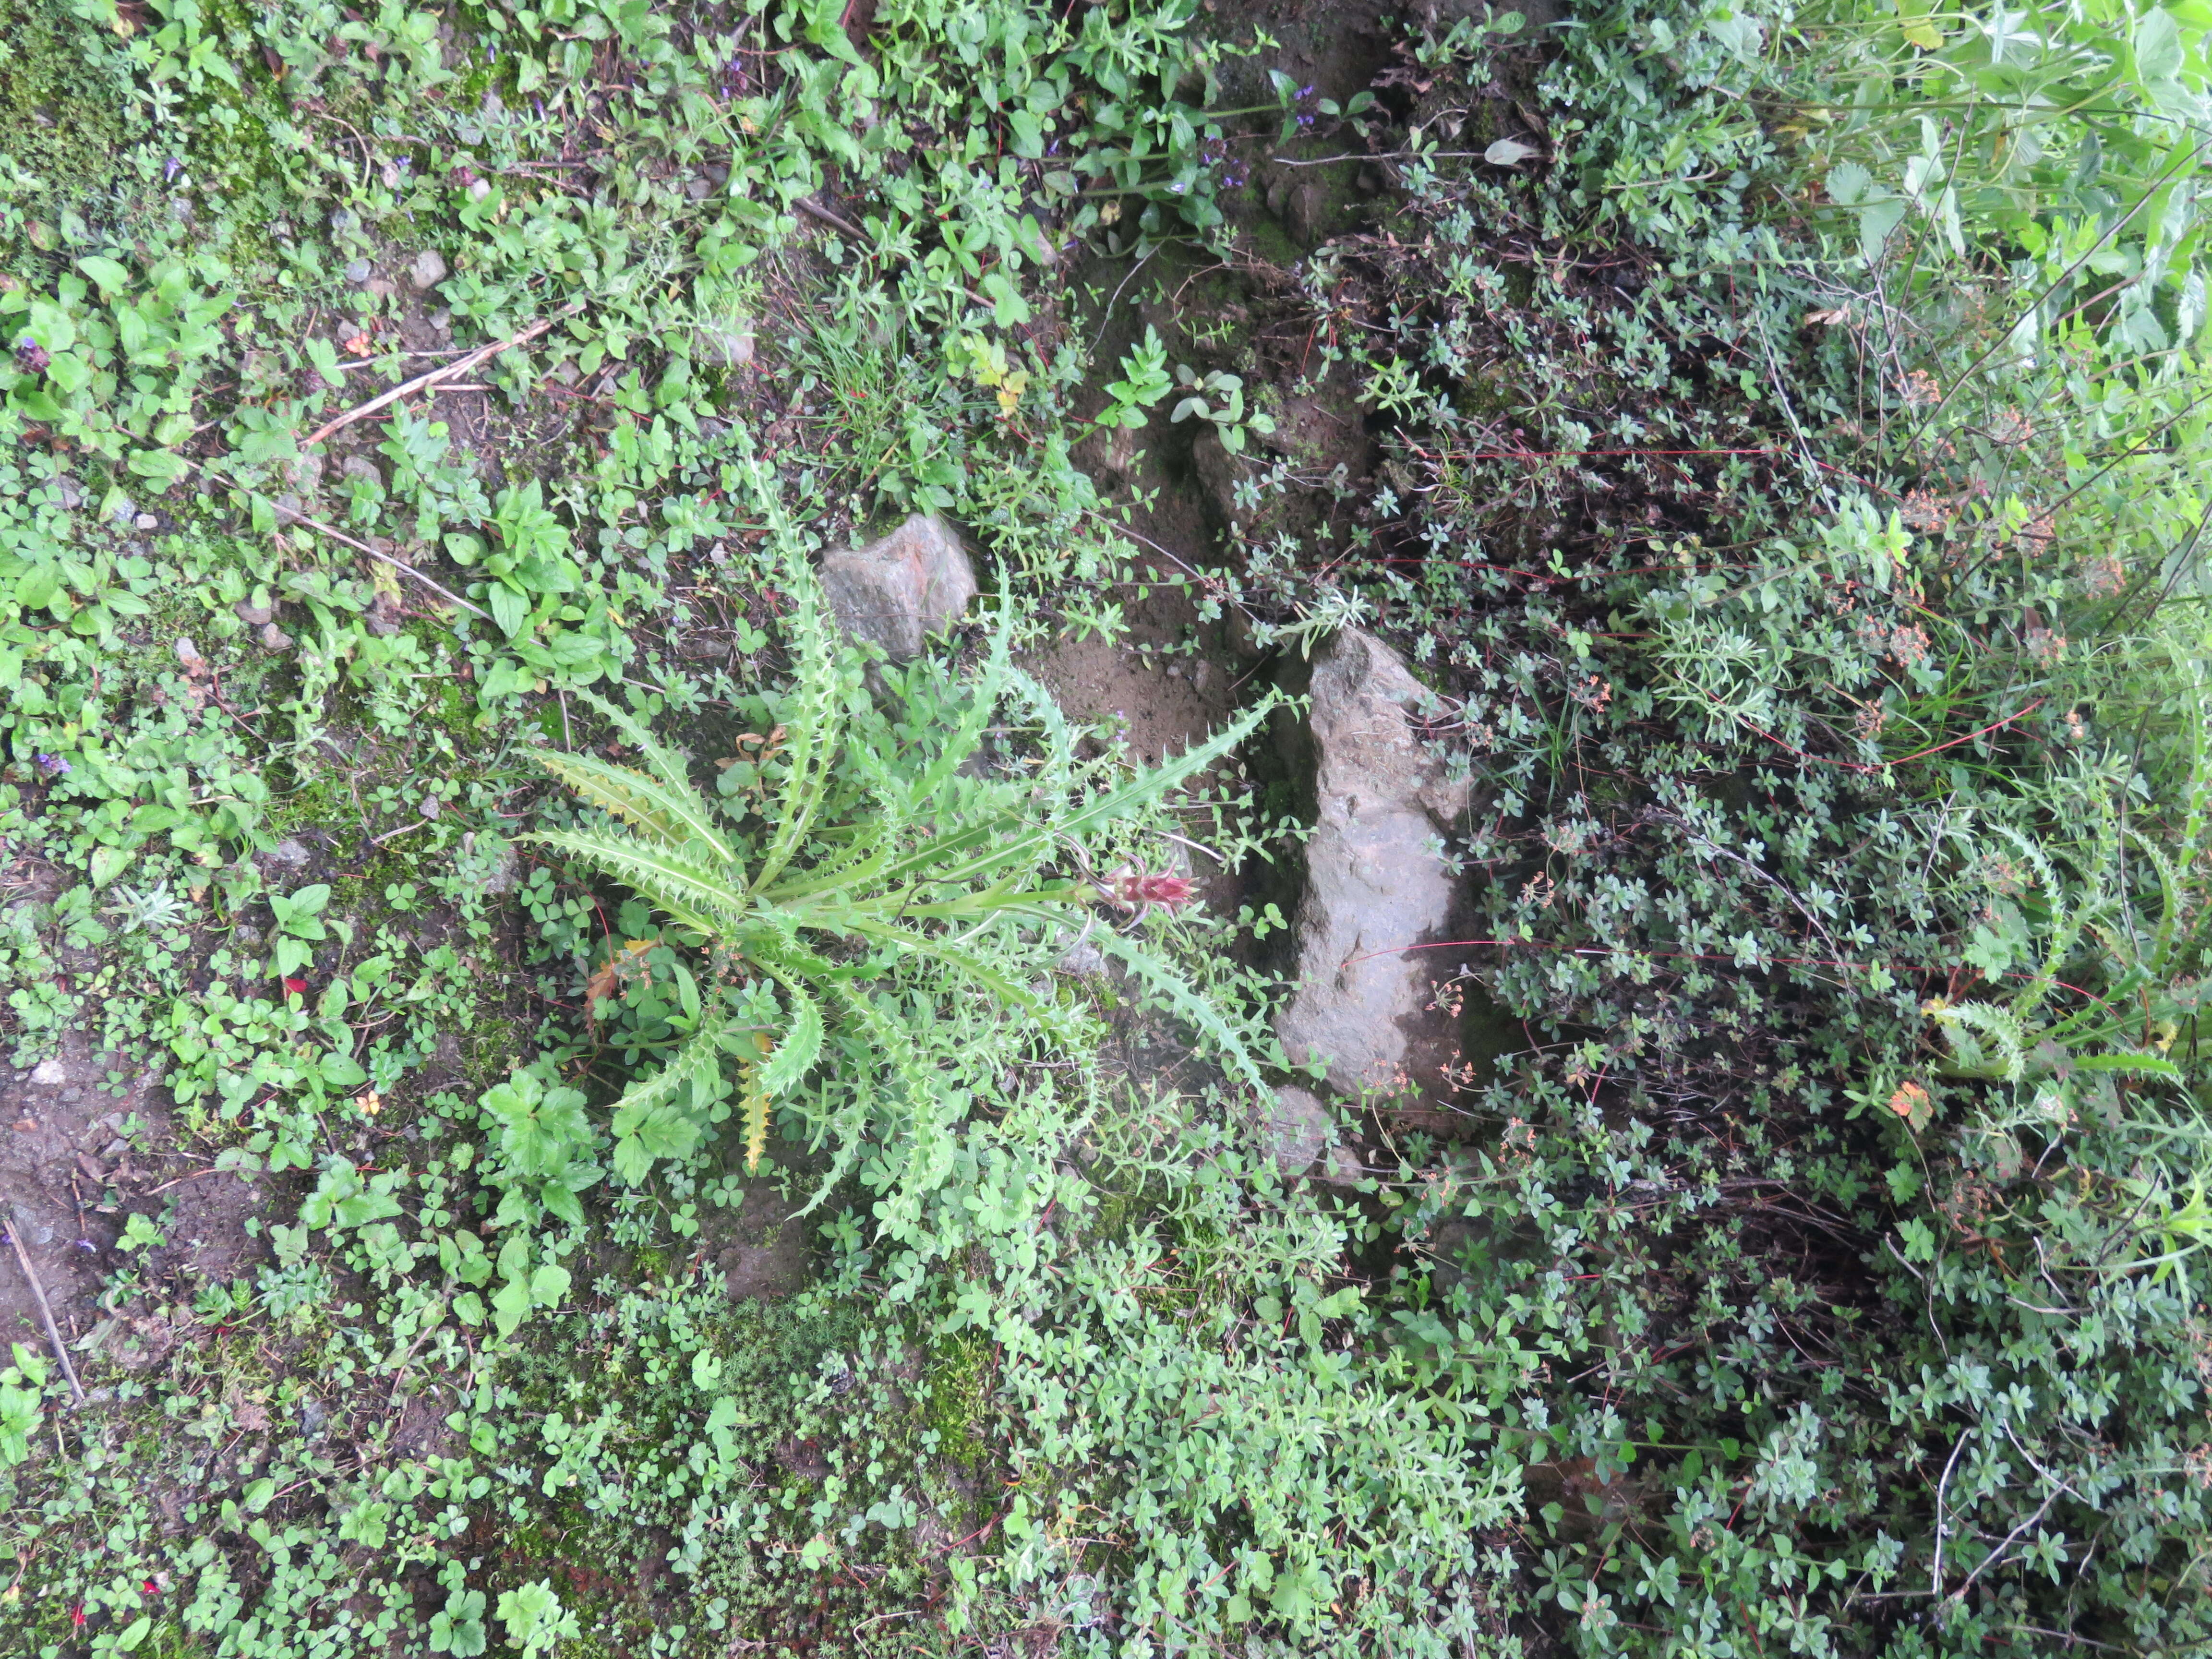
[1101,864,1195,917]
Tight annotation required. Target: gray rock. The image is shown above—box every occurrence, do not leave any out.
[343,258,372,286]
[1274,629,1472,1107]
[1261,1085,1332,1176]
[1321,1146,1366,1187]
[29,1058,68,1088]
[479,841,520,896]
[409,249,447,291]
[1056,936,1107,978]
[267,838,312,869]
[339,454,383,489]
[259,622,294,651]
[696,320,755,367]
[818,513,978,663]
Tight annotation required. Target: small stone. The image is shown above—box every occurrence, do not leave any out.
[479,841,520,896]
[817,512,979,664]
[1321,1146,1366,1186]
[339,454,383,488]
[467,178,491,202]
[429,310,452,334]
[364,277,398,301]
[29,1058,67,1087]
[259,622,294,650]
[55,474,83,509]
[343,258,372,286]
[1261,1085,1332,1176]
[173,637,203,670]
[266,838,311,870]
[134,512,157,530]
[1057,938,1107,978]
[695,320,755,368]
[684,176,713,201]
[408,249,447,290]
[234,601,274,626]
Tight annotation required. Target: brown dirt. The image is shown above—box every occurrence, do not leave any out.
[1,1037,261,1355]
[701,1166,814,1302]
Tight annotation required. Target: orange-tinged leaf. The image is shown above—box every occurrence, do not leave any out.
[586,938,655,1011]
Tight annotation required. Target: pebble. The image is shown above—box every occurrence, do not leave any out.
[409,249,447,290]
[134,513,157,530]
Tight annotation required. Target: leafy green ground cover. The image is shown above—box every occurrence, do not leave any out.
[1,0,2209,1654]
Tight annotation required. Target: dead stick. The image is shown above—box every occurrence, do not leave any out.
[178,456,494,623]
[792,196,1001,312]
[301,311,568,449]
[276,505,493,622]
[795,194,867,240]
[5,1212,87,1407]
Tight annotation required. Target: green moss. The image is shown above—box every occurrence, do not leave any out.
[923,1329,991,1479]
[0,0,147,267]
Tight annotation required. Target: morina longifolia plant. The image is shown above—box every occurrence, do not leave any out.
[520,475,1273,1205]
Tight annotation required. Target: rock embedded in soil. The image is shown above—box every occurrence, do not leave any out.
[408,248,447,291]
[1262,1084,1333,1176]
[1274,628,1472,1108]
[695,319,755,367]
[818,512,978,663]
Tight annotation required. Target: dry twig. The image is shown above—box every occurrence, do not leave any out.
[5,1210,87,1407]
[301,309,572,449]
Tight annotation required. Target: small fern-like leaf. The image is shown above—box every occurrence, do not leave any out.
[1930,999,2029,1081]
[741,1032,772,1173]
[530,749,736,864]
[567,687,736,859]
[1081,919,1274,1098]
[760,982,824,1097]
[746,464,850,894]
[521,828,750,936]
[610,1000,728,1139]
